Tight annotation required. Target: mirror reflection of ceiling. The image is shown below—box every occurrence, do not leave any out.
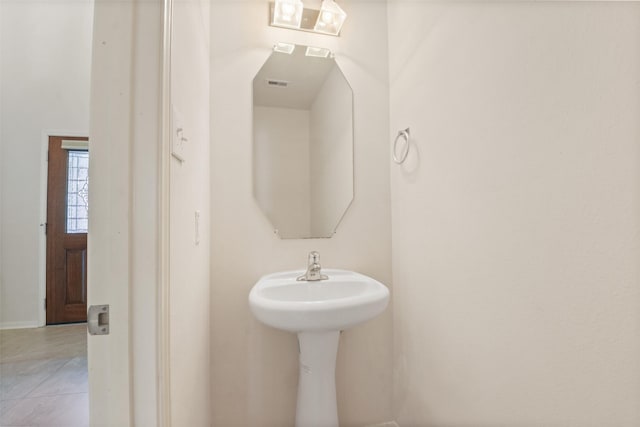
[253,47,335,110]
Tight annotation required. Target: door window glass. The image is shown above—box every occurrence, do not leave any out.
[66,151,89,233]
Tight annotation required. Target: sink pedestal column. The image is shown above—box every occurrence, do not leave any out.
[296,331,340,427]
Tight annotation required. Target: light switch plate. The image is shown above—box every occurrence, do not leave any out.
[171,104,186,162]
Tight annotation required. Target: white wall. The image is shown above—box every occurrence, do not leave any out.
[0,0,93,328]
[170,0,211,424]
[210,1,392,425]
[388,2,640,426]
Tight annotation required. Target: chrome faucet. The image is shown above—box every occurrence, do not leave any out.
[297,251,328,281]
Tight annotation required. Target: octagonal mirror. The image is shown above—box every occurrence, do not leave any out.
[252,44,354,239]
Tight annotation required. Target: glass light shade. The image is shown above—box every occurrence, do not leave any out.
[272,0,304,29]
[305,46,331,58]
[274,42,296,54]
[313,0,347,35]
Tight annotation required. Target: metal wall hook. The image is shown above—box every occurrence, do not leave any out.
[393,128,410,164]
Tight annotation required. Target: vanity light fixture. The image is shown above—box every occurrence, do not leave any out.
[272,0,304,29]
[269,0,347,36]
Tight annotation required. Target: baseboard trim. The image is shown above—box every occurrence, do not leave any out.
[0,321,41,330]
[367,422,399,427]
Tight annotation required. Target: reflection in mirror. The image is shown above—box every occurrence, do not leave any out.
[253,44,353,239]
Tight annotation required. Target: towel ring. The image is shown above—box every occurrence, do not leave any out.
[393,128,410,164]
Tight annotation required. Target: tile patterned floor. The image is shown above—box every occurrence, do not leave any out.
[0,324,88,426]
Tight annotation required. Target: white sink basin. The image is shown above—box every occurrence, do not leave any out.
[249,269,389,332]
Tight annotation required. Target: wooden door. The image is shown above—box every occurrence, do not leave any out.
[46,135,89,324]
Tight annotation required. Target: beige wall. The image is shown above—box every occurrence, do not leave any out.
[209,1,392,426]
[170,0,211,424]
[388,2,640,426]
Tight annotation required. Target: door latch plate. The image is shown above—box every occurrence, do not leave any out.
[88,304,110,335]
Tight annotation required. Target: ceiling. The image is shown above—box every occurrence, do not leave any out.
[253,44,340,110]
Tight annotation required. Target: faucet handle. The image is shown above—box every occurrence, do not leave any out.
[308,251,321,265]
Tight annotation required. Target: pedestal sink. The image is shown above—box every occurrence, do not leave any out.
[249,268,389,427]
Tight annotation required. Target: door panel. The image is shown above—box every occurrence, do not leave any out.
[46,135,89,324]
[64,246,87,304]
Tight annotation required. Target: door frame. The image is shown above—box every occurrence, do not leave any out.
[39,129,89,327]
[88,0,172,425]
[159,0,173,424]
